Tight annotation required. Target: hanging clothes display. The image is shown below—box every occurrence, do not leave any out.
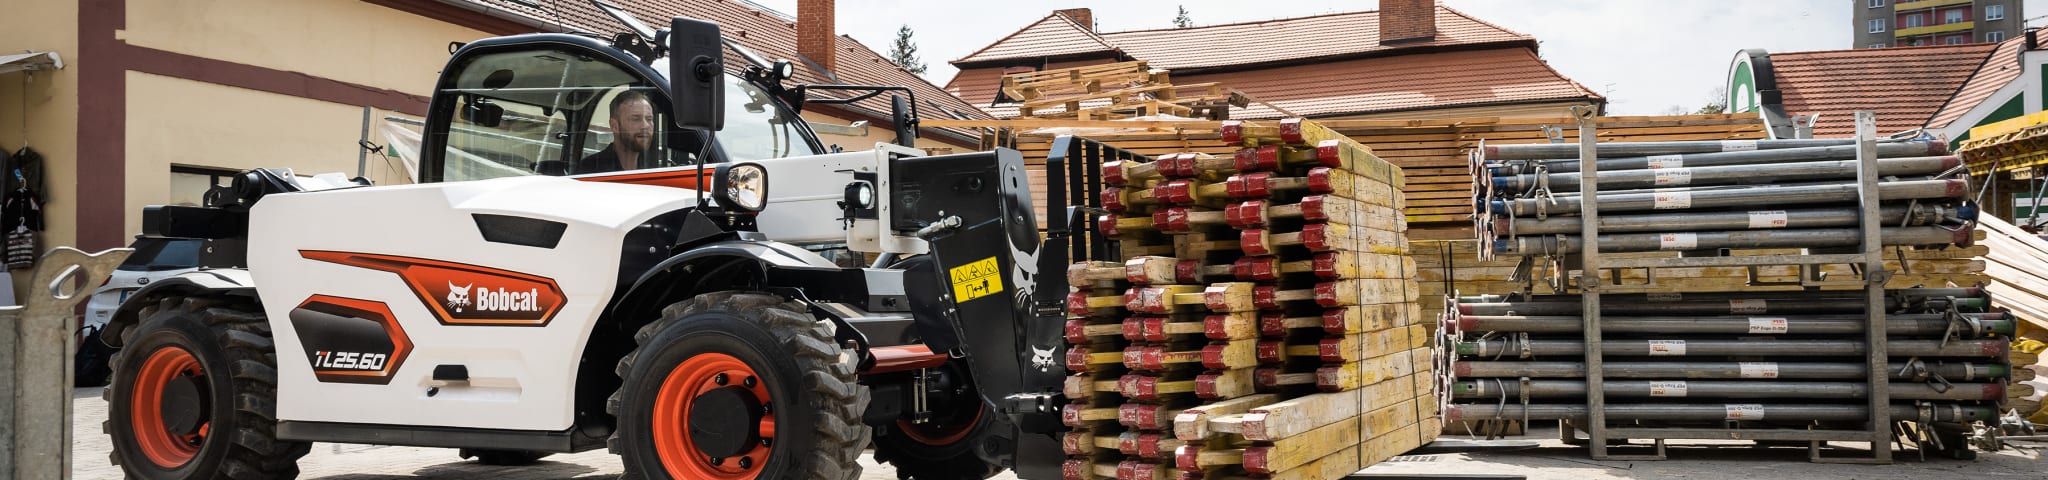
[4,146,44,270]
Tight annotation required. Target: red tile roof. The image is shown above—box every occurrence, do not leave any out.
[954,12,1119,64]
[1769,43,1998,137]
[950,5,1532,71]
[1927,36,2033,130]
[452,0,992,140]
[1095,6,1532,71]
[1176,47,1600,118]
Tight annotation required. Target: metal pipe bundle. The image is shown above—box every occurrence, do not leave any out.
[1484,140,1947,175]
[1457,297,1989,316]
[1452,313,2012,337]
[1481,138,1866,160]
[1447,403,1997,423]
[1489,156,1960,193]
[1450,379,2005,401]
[1493,203,1972,237]
[1451,360,2008,380]
[1493,226,1973,256]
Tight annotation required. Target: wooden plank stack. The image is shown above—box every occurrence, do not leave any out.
[1059,119,1437,480]
[999,61,1252,120]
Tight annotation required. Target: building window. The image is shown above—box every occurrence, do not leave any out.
[1870,18,1886,33]
[1905,14,1923,28]
[1945,9,1965,24]
[1989,30,2007,42]
[1988,4,2005,20]
[1868,0,1885,7]
[1946,35,1966,44]
[1870,43,1888,48]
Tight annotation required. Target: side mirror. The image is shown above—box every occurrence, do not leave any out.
[890,94,917,148]
[668,17,724,132]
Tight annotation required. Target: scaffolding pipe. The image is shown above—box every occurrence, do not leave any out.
[1454,338,2006,358]
[1454,287,1984,304]
[1455,297,1990,316]
[1454,314,2011,337]
[1486,141,1948,175]
[1483,138,1864,160]
[1491,226,1972,256]
[1490,156,1960,193]
[1488,179,1970,217]
[1446,403,1996,423]
[1449,379,2004,401]
[1452,360,2006,380]
[1492,203,1973,236]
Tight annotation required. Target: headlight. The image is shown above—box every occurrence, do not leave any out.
[716,163,769,211]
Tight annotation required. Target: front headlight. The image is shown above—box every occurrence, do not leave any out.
[717,163,769,211]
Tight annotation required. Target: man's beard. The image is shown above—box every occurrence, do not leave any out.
[623,133,651,153]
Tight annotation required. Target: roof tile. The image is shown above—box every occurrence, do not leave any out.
[953,13,1118,64]
[1769,43,1997,137]
[1926,36,2032,130]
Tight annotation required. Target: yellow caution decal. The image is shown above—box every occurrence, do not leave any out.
[948,256,1005,302]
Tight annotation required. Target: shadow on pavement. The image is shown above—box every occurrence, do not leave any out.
[309,460,612,480]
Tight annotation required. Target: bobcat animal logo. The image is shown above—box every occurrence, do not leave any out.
[1029,345,1057,372]
[446,282,473,313]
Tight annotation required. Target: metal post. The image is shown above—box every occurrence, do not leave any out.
[357,106,372,178]
[1853,111,1894,463]
[2,248,130,480]
[1570,106,1610,459]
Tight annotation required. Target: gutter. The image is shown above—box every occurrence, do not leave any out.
[432,0,574,32]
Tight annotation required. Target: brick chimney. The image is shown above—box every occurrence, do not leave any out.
[1055,8,1093,32]
[799,0,836,72]
[1379,0,1438,44]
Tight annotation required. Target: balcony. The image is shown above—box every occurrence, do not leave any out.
[1893,0,1972,12]
[1896,20,1974,37]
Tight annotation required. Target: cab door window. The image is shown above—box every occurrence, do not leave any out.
[437,48,667,180]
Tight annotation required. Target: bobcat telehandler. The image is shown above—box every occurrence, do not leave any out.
[99,4,1086,479]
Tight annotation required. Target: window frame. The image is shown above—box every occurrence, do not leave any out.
[1869,43,1888,48]
[1944,9,1965,24]
[1869,18,1887,33]
[1868,0,1885,8]
[1987,4,2005,20]
[1988,30,2007,42]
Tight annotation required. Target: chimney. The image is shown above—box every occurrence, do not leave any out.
[799,0,836,72]
[1379,0,1439,44]
[1055,8,1093,32]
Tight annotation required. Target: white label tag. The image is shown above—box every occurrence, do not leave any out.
[1646,155,1683,169]
[1649,381,1689,397]
[1725,403,1766,420]
[1653,168,1693,186]
[1722,140,1758,152]
[1728,299,1768,314]
[1747,317,1789,334]
[1648,340,1686,356]
[1747,210,1789,229]
[1653,190,1692,210]
[1659,232,1699,251]
[1739,362,1779,379]
[1647,292,1683,301]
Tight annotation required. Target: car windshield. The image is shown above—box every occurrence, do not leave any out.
[717,75,818,161]
[119,239,202,272]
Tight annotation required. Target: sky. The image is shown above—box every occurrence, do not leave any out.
[749,0,2048,116]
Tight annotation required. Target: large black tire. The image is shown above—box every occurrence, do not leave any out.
[872,402,1005,480]
[609,292,870,480]
[459,448,554,465]
[103,296,310,480]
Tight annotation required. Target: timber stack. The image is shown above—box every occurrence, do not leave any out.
[1059,118,1437,479]
[1445,131,2008,460]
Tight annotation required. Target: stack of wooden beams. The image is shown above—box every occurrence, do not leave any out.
[1971,216,2048,422]
[1058,119,1438,480]
[941,113,1768,239]
[1000,61,1250,120]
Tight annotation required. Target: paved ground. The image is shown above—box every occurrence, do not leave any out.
[72,386,2046,479]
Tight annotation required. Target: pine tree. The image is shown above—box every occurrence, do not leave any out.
[887,24,927,75]
[1173,6,1193,28]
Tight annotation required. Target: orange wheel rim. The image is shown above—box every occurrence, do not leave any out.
[897,401,984,446]
[130,346,205,468]
[653,353,773,479]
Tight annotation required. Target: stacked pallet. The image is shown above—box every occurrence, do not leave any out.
[1000,61,1253,120]
[1059,119,1436,480]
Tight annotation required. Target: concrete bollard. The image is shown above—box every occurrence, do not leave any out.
[1,247,130,480]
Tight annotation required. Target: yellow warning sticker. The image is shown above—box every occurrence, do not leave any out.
[949,256,1005,302]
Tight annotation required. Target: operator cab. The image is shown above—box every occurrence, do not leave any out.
[419,34,822,183]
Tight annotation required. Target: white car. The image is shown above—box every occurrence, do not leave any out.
[77,237,203,386]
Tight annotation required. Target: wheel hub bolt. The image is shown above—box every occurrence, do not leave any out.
[743,376,756,388]
[761,438,773,447]
[714,373,728,385]
[709,457,724,466]
[738,457,753,469]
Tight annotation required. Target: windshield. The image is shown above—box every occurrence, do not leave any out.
[718,75,818,161]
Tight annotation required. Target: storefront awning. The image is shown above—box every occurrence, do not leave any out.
[0,51,63,75]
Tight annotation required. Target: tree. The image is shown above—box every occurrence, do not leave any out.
[1694,85,1729,115]
[1173,6,1194,28]
[887,24,927,75]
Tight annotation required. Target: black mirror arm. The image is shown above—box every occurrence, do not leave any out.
[797,84,921,139]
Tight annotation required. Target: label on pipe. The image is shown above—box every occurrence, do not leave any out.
[1648,381,1688,397]
[1652,190,1692,210]
[1738,362,1779,379]
[1646,155,1683,169]
[1721,140,1758,152]
[1648,340,1686,356]
[1658,233,1698,251]
[1728,299,1768,314]
[1647,292,1683,301]
[1653,168,1693,186]
[1747,210,1789,229]
[1725,403,1766,420]
[1747,317,1789,334]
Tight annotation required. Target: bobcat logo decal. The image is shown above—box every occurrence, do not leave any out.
[1029,345,1057,372]
[446,282,472,312]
